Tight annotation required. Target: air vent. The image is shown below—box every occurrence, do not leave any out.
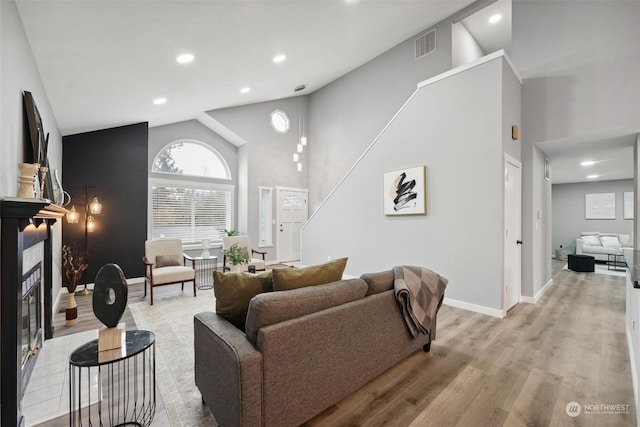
[415,29,436,60]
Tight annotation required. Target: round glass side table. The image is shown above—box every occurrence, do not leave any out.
[69,330,156,427]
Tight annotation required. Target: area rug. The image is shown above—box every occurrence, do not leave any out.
[562,263,627,277]
[128,290,219,427]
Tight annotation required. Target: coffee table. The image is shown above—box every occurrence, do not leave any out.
[567,254,595,272]
[607,253,626,271]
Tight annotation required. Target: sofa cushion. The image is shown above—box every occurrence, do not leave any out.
[155,254,181,267]
[600,235,621,249]
[619,234,632,247]
[272,258,348,291]
[581,235,601,246]
[360,270,394,296]
[245,278,367,346]
[213,270,273,330]
[151,265,195,284]
[582,245,618,255]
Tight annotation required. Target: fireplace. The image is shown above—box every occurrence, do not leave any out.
[21,262,42,389]
[1,199,65,427]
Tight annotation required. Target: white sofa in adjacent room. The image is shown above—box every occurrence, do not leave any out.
[575,231,633,262]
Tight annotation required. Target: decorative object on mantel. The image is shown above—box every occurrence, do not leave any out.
[93,264,128,356]
[17,163,40,198]
[383,165,427,215]
[62,244,88,326]
[23,91,55,201]
[50,169,66,206]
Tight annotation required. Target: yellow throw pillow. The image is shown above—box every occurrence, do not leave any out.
[213,270,273,330]
[272,258,348,291]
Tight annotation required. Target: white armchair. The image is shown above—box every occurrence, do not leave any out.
[143,239,195,305]
[222,235,266,272]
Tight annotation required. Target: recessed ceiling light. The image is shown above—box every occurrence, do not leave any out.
[240,87,251,94]
[273,54,286,63]
[580,160,596,166]
[587,174,599,179]
[489,14,502,24]
[176,53,194,64]
[153,97,167,105]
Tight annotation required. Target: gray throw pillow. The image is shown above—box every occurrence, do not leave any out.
[155,254,181,268]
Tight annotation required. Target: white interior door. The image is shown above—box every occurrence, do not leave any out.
[504,155,522,312]
[276,188,308,262]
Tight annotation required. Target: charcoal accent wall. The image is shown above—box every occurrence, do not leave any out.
[62,122,148,282]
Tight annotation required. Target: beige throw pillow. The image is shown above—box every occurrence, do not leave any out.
[272,258,348,291]
[213,270,273,330]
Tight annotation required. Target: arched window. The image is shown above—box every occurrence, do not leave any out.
[150,140,233,245]
[152,140,230,180]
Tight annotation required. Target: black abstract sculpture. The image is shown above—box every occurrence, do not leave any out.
[93,263,128,328]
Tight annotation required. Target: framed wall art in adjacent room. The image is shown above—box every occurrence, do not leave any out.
[585,192,615,219]
[624,192,634,219]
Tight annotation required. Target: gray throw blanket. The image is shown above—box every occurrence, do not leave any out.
[393,266,448,339]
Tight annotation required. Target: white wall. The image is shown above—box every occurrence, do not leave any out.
[552,179,634,253]
[452,22,485,68]
[512,0,640,144]
[1,0,64,311]
[303,56,517,313]
[206,96,310,261]
[308,18,453,212]
[521,144,553,300]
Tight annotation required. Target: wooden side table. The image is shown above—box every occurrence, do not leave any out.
[69,330,156,426]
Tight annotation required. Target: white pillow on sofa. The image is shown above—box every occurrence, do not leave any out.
[618,234,632,247]
[599,235,621,249]
[581,235,601,246]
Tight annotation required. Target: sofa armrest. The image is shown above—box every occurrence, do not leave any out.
[194,312,262,427]
[576,238,584,254]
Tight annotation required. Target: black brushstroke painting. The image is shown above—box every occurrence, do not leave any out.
[392,172,417,211]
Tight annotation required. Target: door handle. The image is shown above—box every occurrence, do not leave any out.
[516,240,523,245]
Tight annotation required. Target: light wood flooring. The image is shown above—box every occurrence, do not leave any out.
[305,260,636,427]
[52,260,636,426]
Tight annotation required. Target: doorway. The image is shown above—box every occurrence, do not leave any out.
[276,187,309,262]
[504,154,522,312]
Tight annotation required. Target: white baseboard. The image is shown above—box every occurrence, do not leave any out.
[443,297,505,318]
[521,279,554,304]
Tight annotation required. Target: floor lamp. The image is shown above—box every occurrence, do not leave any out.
[65,185,103,295]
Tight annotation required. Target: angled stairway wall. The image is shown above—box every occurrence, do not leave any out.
[301,52,521,315]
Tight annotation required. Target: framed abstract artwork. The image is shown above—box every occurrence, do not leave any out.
[383,165,426,215]
[585,192,615,219]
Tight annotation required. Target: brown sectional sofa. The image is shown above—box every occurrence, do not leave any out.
[193,270,436,427]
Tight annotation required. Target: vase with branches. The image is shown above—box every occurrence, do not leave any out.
[62,245,87,326]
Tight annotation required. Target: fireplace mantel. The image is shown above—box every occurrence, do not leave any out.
[1,197,66,427]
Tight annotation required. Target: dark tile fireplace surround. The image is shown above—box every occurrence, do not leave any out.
[1,199,65,427]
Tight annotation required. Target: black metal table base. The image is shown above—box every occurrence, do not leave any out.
[69,330,156,427]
